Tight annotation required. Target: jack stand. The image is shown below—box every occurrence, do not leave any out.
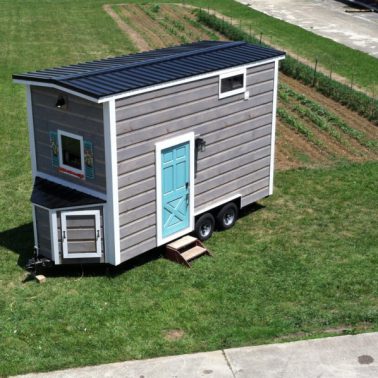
[25,247,52,283]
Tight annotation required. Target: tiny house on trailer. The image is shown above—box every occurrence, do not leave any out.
[13,41,285,266]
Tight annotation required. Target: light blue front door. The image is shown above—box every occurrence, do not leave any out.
[162,142,190,239]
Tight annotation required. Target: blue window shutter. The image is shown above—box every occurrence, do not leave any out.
[49,131,59,168]
[84,140,95,179]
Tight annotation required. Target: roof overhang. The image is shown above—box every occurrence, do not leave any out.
[13,55,285,104]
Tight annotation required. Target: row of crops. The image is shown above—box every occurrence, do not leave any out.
[278,84,377,160]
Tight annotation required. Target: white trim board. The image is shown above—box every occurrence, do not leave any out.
[14,56,285,104]
[155,132,195,247]
[14,79,99,103]
[49,210,61,265]
[48,203,105,213]
[31,205,39,255]
[194,194,241,216]
[57,129,85,178]
[61,209,102,259]
[103,100,120,265]
[269,60,279,196]
[219,68,246,99]
[26,85,37,177]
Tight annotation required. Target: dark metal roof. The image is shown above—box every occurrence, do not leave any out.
[13,41,285,100]
[31,177,105,209]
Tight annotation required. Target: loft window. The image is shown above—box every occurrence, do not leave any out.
[58,130,85,178]
[221,74,244,93]
[219,69,246,99]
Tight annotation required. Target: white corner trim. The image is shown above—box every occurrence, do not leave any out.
[49,210,61,265]
[35,171,106,201]
[15,56,285,104]
[219,67,247,99]
[32,205,39,255]
[194,194,242,216]
[57,129,85,177]
[269,60,279,196]
[155,132,195,247]
[26,85,37,177]
[103,100,120,265]
[61,209,102,259]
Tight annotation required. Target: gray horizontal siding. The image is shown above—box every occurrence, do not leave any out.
[35,206,52,259]
[116,62,275,262]
[117,91,273,162]
[31,87,106,193]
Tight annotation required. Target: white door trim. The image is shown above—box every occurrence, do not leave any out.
[155,132,195,246]
[61,209,101,259]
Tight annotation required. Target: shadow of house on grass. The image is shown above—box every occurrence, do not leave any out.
[0,221,163,278]
[0,222,34,268]
[0,202,266,278]
[239,202,265,219]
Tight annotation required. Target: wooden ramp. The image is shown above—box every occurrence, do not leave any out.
[165,235,212,268]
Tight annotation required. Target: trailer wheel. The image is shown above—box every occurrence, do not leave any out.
[216,202,238,230]
[195,213,215,241]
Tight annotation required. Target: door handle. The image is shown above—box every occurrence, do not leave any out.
[97,230,100,239]
[63,231,66,239]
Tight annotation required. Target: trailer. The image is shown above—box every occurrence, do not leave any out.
[13,40,285,266]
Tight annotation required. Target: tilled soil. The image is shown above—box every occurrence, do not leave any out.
[102,4,150,51]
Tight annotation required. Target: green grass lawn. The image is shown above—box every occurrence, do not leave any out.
[0,1,377,376]
[1,163,377,376]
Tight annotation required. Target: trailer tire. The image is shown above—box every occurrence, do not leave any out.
[216,202,238,230]
[195,213,215,241]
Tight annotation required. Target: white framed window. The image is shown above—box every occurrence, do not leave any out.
[58,130,85,179]
[219,68,246,99]
[61,209,102,259]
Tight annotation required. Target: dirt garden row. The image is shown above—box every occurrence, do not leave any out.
[103,3,378,171]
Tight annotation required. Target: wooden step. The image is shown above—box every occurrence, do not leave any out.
[181,246,208,262]
[165,235,212,268]
[167,235,197,250]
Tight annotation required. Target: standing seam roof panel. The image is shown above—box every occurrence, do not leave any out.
[13,41,285,99]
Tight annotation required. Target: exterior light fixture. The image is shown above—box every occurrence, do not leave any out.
[196,137,206,152]
[55,95,67,109]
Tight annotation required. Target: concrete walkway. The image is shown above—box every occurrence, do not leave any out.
[16,332,378,378]
[237,0,378,58]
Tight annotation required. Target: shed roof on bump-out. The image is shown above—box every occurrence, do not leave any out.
[31,177,105,209]
[13,41,285,100]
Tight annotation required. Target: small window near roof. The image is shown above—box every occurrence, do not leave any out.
[58,130,85,179]
[219,69,246,99]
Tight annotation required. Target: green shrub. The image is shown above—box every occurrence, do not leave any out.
[151,4,160,13]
